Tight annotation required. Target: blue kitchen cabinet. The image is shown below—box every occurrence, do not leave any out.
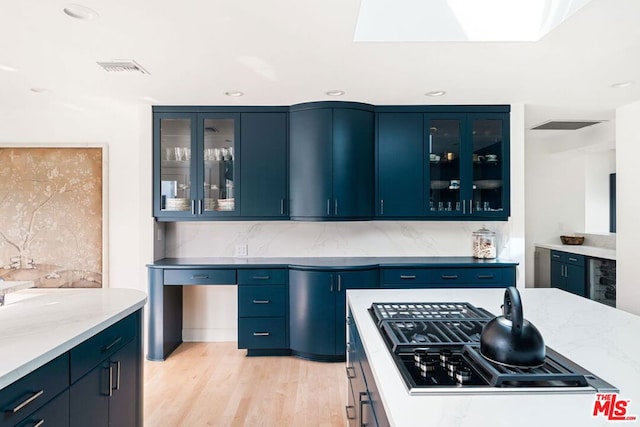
[376,106,510,220]
[153,107,290,220]
[289,268,379,361]
[550,250,586,297]
[289,102,375,220]
[237,269,289,355]
[240,112,288,218]
[381,266,515,288]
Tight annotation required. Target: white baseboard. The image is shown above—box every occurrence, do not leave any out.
[182,328,238,342]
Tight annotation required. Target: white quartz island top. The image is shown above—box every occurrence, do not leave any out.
[347,288,639,426]
[0,288,147,390]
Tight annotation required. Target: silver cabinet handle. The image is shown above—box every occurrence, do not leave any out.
[327,199,331,215]
[463,200,466,214]
[252,276,271,280]
[252,300,270,304]
[253,332,270,336]
[345,405,357,421]
[280,199,285,215]
[199,199,204,214]
[330,274,334,292]
[380,199,384,215]
[470,200,473,214]
[33,420,45,427]
[337,274,342,292]
[441,275,459,280]
[400,275,416,279]
[8,390,44,413]
[335,199,338,215]
[477,274,494,280]
[346,366,356,379]
[101,336,122,352]
[569,257,578,262]
[191,274,209,279]
[106,365,113,397]
[111,361,121,391]
[191,199,196,215]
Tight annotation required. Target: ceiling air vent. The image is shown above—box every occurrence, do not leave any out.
[531,120,603,130]
[97,60,150,75]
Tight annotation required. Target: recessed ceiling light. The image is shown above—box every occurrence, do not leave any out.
[63,4,99,20]
[610,81,635,89]
[0,64,18,72]
[326,90,345,96]
[225,91,244,97]
[30,87,51,94]
[425,90,446,97]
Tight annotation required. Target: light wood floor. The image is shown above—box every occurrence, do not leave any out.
[144,343,348,427]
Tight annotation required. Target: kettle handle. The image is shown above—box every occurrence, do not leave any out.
[502,287,524,337]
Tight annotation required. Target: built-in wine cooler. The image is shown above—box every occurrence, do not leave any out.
[588,258,616,308]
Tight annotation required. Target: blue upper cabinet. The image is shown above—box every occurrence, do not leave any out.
[240,112,288,218]
[289,102,375,220]
[153,107,289,221]
[376,106,510,220]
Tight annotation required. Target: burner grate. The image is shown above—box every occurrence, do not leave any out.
[381,319,487,353]
[370,302,493,325]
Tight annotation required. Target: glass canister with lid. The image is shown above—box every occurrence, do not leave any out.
[472,226,497,259]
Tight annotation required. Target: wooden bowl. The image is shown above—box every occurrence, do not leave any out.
[560,235,585,245]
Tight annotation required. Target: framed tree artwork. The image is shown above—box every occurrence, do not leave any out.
[0,146,106,287]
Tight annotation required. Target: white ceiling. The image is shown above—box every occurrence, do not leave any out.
[1,0,639,133]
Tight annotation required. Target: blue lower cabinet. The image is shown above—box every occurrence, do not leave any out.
[14,390,70,427]
[550,250,586,297]
[381,267,513,288]
[289,269,379,361]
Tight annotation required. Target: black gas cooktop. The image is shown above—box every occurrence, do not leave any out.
[369,302,618,395]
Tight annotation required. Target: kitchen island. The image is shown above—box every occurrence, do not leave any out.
[0,288,146,427]
[347,287,640,426]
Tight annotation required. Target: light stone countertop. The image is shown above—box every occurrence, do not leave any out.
[347,288,639,426]
[0,288,147,390]
[535,243,616,260]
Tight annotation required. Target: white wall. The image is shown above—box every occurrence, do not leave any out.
[616,100,640,315]
[0,99,153,296]
[524,118,615,286]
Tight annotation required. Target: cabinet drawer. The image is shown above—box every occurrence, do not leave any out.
[430,268,505,285]
[238,285,286,317]
[551,250,585,267]
[0,353,69,427]
[14,389,69,427]
[238,317,287,349]
[237,269,287,285]
[337,269,379,287]
[164,269,236,285]
[381,269,430,284]
[70,312,138,383]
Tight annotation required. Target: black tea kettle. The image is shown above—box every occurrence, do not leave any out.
[480,287,546,368]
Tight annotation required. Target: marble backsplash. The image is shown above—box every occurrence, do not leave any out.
[163,221,515,259]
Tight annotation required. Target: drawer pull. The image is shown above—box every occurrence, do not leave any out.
[441,275,459,280]
[345,405,357,420]
[33,420,45,427]
[400,275,416,279]
[111,361,121,391]
[568,257,578,262]
[345,366,357,379]
[7,390,44,414]
[191,274,209,279]
[101,336,122,352]
[552,254,561,259]
[477,274,494,280]
[253,332,270,336]
[252,300,270,304]
[252,276,271,280]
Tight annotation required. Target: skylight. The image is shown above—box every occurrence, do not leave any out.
[354,0,594,42]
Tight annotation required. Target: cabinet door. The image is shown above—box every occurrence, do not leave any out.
[377,113,424,217]
[240,112,288,218]
[197,113,240,217]
[109,339,141,427]
[70,361,109,427]
[334,270,379,354]
[288,270,335,357]
[332,108,374,219]
[154,113,198,218]
[468,113,510,218]
[550,260,565,291]
[289,108,333,218]
[565,264,586,297]
[425,115,465,216]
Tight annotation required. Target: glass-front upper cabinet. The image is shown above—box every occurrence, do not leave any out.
[426,116,464,215]
[469,114,509,218]
[153,112,240,218]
